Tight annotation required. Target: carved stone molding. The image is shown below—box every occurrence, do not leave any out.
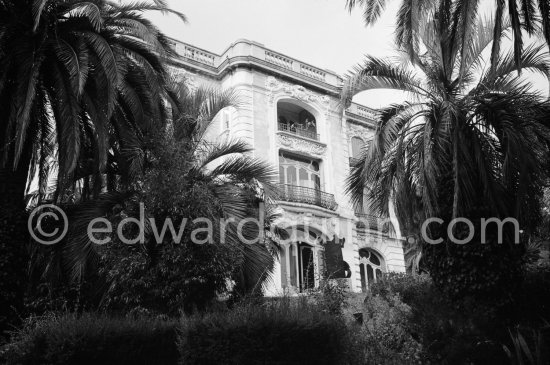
[347,122,373,141]
[276,133,327,157]
[274,210,338,239]
[169,67,198,92]
[266,76,331,116]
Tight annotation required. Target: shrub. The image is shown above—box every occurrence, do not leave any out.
[178,297,354,365]
[99,242,239,316]
[310,278,349,315]
[0,313,179,365]
[514,266,550,326]
[369,272,432,305]
[368,273,512,364]
[362,292,424,364]
[0,210,28,338]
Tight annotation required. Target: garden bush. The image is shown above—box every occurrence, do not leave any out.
[362,292,424,363]
[0,313,179,365]
[178,297,355,365]
[366,271,550,364]
[369,272,432,305]
[99,242,239,316]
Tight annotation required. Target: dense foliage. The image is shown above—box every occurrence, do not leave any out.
[367,272,550,364]
[99,241,240,315]
[179,298,353,365]
[2,270,549,364]
[1,314,179,365]
[0,0,183,334]
[346,0,550,73]
[344,4,550,298]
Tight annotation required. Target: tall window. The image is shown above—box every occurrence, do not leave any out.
[280,228,320,292]
[299,243,315,290]
[359,248,385,292]
[279,152,321,190]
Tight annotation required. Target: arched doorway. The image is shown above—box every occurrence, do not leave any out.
[280,226,325,292]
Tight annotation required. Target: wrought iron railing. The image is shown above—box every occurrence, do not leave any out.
[278,184,337,210]
[278,123,319,141]
[355,210,389,233]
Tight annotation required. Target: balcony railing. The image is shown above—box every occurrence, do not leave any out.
[265,50,294,70]
[278,123,319,141]
[278,184,338,210]
[181,45,216,66]
[300,64,326,81]
[355,210,390,233]
[346,103,378,121]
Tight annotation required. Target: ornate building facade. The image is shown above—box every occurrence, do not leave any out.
[170,38,406,294]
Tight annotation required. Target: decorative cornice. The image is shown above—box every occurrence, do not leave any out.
[266,77,331,116]
[276,132,327,157]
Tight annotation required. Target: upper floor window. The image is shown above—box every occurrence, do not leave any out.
[277,101,318,141]
[279,152,321,190]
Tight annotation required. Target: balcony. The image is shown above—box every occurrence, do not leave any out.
[278,184,337,210]
[355,210,390,233]
[278,123,319,141]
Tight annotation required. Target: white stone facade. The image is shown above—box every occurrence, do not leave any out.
[170,38,406,294]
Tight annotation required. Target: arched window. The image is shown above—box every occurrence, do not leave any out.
[277,101,318,140]
[359,248,385,292]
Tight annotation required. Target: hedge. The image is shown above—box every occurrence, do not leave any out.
[178,297,353,365]
[1,313,179,365]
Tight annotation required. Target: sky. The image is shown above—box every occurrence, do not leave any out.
[145,1,548,107]
[146,0,404,107]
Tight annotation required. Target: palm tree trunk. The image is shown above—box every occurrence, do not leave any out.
[0,144,32,335]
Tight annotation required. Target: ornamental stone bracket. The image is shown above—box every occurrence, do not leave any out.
[276,133,327,157]
[266,76,331,116]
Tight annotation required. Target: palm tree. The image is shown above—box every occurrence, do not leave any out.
[346,0,550,71]
[0,0,183,330]
[47,81,281,311]
[0,0,185,204]
[156,80,282,294]
[343,7,550,295]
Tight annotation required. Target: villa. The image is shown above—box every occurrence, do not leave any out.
[168,38,406,294]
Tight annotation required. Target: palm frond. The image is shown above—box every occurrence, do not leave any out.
[345,0,389,25]
[342,56,429,105]
[197,140,253,169]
